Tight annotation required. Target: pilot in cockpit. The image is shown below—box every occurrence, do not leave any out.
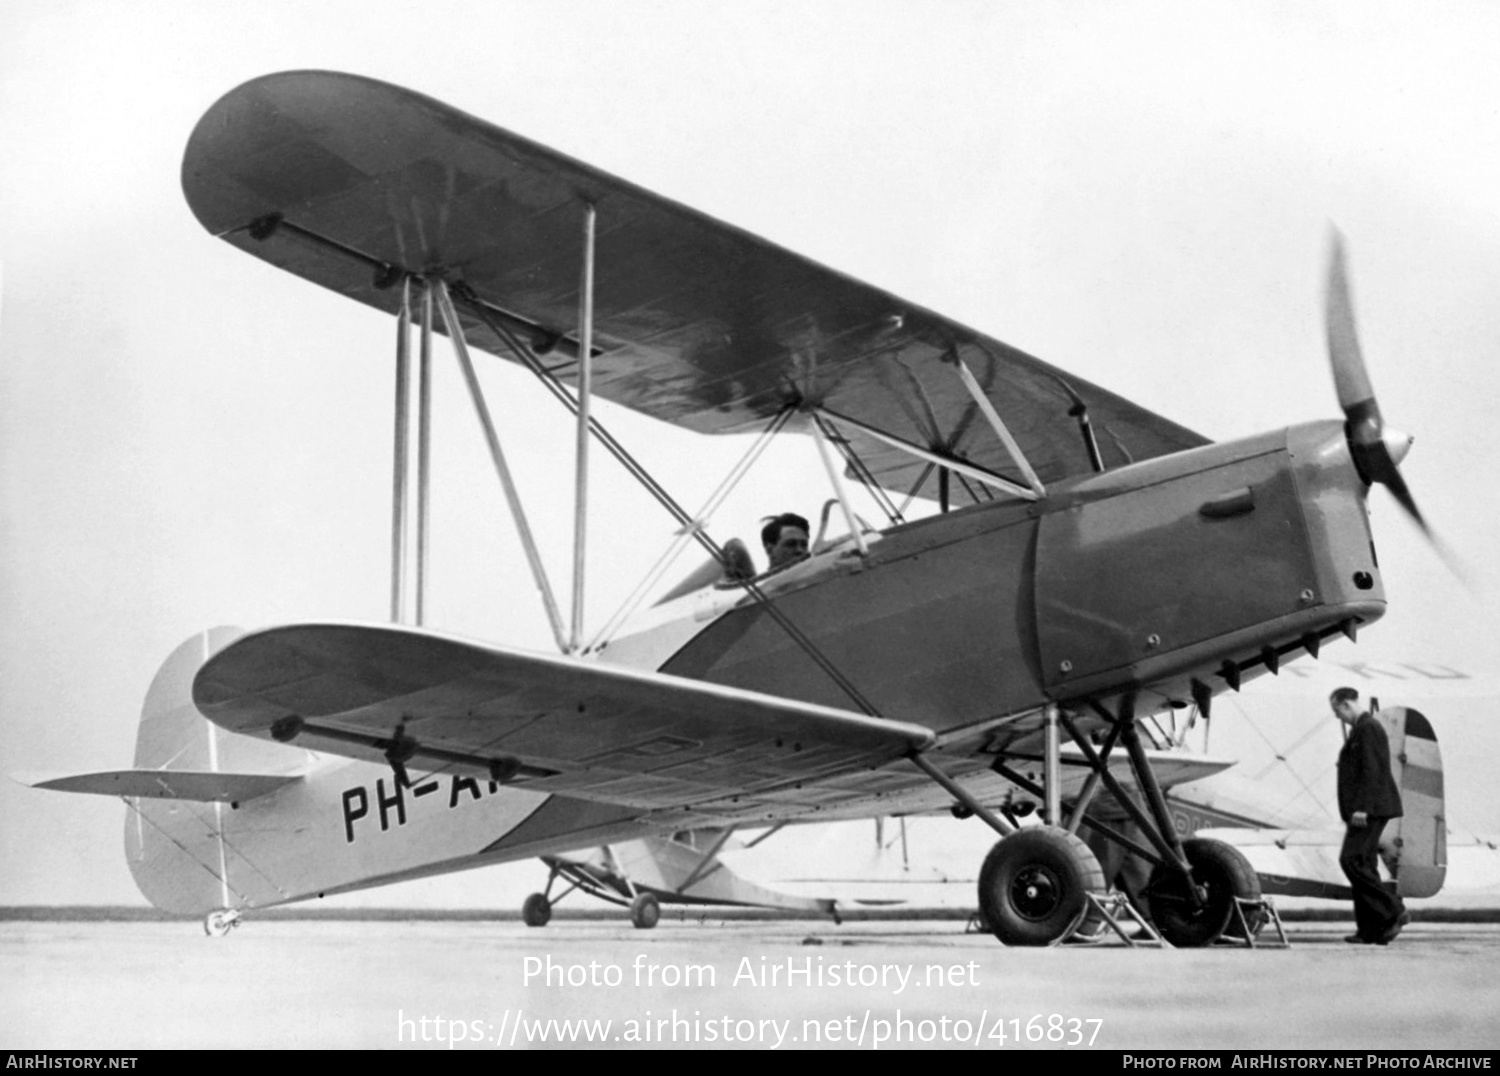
[761,512,810,571]
[720,512,810,583]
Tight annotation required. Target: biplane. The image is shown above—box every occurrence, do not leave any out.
[23,70,1440,946]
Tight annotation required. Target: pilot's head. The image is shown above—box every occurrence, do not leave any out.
[1329,686,1362,726]
[761,512,810,570]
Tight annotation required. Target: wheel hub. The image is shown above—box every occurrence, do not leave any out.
[1010,865,1062,921]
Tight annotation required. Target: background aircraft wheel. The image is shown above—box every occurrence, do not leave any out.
[522,892,552,928]
[202,909,239,938]
[977,827,1105,946]
[1147,837,1261,946]
[629,892,660,930]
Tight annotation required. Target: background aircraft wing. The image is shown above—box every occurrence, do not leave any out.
[1194,827,1353,900]
[194,622,953,827]
[182,70,1207,497]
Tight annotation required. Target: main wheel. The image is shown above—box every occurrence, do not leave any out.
[1146,838,1261,947]
[629,892,661,930]
[522,892,552,927]
[977,827,1106,946]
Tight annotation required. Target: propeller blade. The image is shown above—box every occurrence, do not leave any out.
[1324,232,1470,585]
[1325,229,1377,415]
[1364,440,1429,534]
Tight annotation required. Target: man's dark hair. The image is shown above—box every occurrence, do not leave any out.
[1330,686,1360,706]
[761,512,810,551]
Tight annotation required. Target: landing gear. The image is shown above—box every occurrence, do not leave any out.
[1146,838,1261,947]
[924,691,1272,949]
[522,892,552,927]
[629,892,661,930]
[202,909,240,938]
[977,827,1106,946]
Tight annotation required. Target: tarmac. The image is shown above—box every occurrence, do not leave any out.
[4,916,1499,1050]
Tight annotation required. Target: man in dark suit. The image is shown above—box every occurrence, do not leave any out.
[1331,686,1409,945]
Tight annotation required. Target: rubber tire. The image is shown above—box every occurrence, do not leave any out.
[977,827,1106,946]
[1147,837,1262,947]
[522,892,552,928]
[630,892,661,930]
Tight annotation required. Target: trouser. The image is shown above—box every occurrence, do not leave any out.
[1339,817,1405,939]
[1085,824,1153,922]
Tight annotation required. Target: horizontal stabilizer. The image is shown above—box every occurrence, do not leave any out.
[17,768,303,803]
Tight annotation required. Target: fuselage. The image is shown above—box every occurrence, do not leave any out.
[124,419,1385,914]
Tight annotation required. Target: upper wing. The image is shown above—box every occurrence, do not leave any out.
[182,70,1207,496]
[193,622,939,825]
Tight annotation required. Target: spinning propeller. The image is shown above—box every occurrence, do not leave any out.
[1325,232,1470,584]
[1325,232,1427,536]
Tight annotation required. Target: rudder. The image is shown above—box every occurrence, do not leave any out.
[1377,706,1446,899]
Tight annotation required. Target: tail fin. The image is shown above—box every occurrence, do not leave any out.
[1377,706,1446,898]
[23,629,307,802]
[121,628,307,913]
[134,627,288,772]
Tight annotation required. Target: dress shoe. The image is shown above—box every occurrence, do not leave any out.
[1374,911,1410,946]
[1344,933,1372,944]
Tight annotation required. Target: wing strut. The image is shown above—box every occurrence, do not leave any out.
[812,405,1038,501]
[570,205,596,653]
[950,352,1046,498]
[586,404,795,652]
[452,293,882,717]
[390,277,412,623]
[387,278,435,627]
[810,411,869,557]
[417,282,434,623]
[434,279,570,652]
[816,416,906,526]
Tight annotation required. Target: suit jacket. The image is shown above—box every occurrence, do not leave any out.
[1337,713,1404,822]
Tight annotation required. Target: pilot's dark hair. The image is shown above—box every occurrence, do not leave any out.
[1329,686,1360,706]
[761,512,810,551]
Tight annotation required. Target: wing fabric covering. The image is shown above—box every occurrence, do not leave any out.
[182,70,1206,497]
[193,623,938,824]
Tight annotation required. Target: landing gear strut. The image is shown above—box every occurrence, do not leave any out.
[523,854,667,928]
[963,692,1259,948]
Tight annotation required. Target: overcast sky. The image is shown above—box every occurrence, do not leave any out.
[3,0,1499,909]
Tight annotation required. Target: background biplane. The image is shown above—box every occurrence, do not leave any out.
[515,669,1458,929]
[14,67,1465,947]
